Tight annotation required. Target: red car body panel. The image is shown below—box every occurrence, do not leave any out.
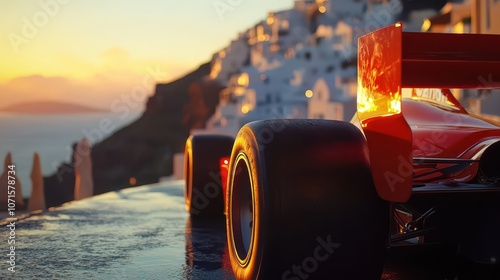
[358,23,500,203]
[406,98,500,184]
[358,23,413,202]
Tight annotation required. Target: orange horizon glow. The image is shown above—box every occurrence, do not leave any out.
[0,1,293,108]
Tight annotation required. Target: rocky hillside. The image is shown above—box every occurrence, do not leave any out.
[43,62,224,207]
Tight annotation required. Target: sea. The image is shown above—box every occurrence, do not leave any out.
[0,111,142,198]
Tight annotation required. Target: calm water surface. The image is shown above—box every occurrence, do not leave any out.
[0,111,140,197]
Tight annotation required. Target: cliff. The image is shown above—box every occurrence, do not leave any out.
[43,62,224,207]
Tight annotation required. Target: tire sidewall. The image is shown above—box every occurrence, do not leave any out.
[227,126,269,280]
[184,136,194,212]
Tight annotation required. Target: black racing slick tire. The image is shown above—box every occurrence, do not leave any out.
[184,134,234,219]
[226,119,388,280]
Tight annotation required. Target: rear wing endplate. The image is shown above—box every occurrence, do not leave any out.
[357,23,500,203]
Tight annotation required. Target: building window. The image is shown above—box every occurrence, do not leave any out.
[304,51,311,61]
[266,93,272,104]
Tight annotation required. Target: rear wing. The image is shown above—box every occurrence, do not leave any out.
[357,23,500,203]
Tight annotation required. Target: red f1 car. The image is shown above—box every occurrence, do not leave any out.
[184,23,500,279]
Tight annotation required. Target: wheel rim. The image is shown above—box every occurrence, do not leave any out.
[231,153,254,264]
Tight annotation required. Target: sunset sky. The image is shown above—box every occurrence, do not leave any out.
[1,0,291,110]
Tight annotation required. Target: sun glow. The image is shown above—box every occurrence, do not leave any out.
[357,90,378,114]
[357,88,402,120]
[0,1,294,108]
[388,98,401,114]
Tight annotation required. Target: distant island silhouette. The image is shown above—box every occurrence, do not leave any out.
[0,101,109,114]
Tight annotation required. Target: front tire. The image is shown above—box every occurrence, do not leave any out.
[226,119,388,279]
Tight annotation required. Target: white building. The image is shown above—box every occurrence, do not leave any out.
[202,0,400,136]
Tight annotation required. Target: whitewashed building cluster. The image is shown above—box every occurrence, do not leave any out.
[202,0,402,136]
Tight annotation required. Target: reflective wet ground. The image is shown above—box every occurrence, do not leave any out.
[1,181,498,279]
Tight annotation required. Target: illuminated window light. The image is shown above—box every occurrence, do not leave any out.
[238,76,246,86]
[421,19,430,32]
[318,6,327,14]
[282,20,289,29]
[241,105,250,114]
[305,90,314,98]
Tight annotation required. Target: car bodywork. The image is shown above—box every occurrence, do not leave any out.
[357,23,500,203]
[353,24,500,261]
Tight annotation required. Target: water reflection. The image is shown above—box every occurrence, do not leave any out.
[184,217,234,279]
[182,217,500,280]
